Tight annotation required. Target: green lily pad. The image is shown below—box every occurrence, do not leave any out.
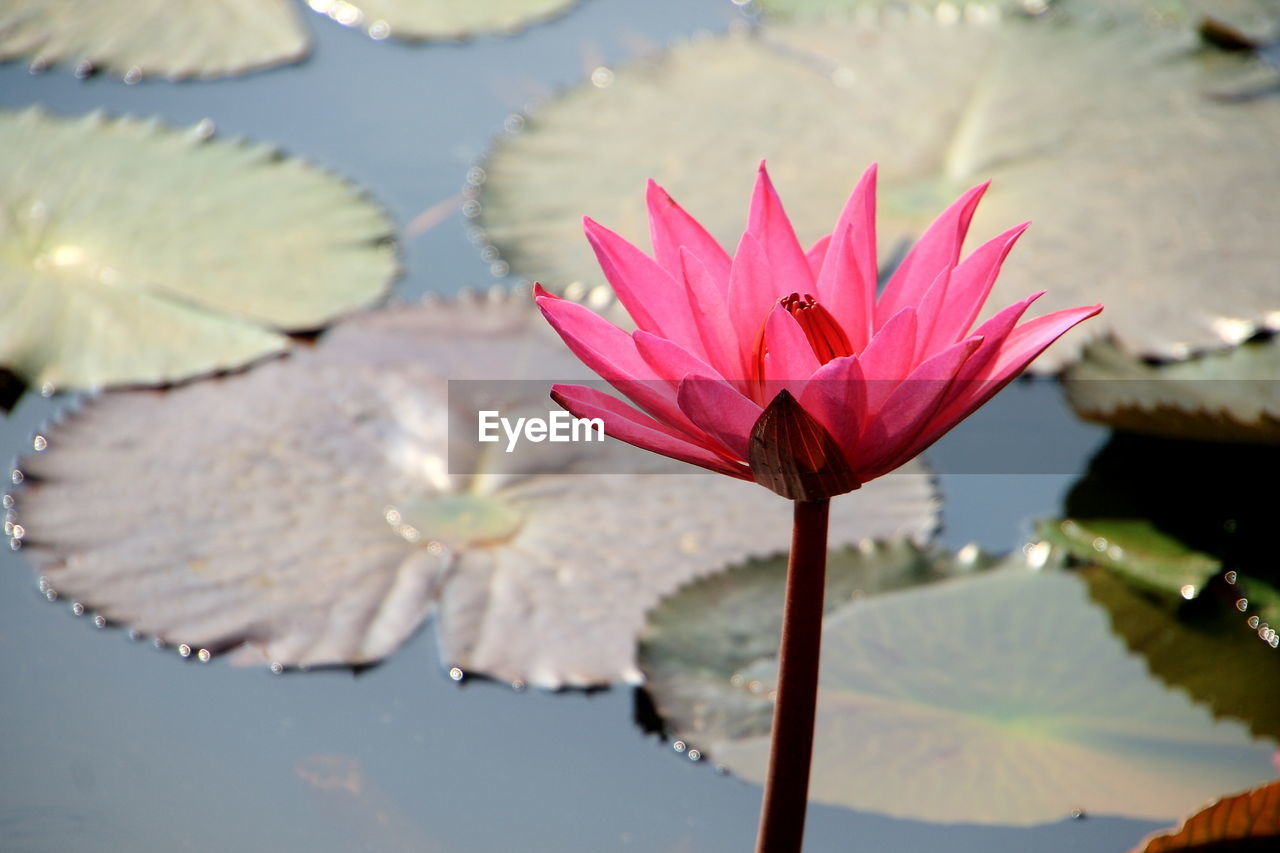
[1084,566,1280,743]
[1064,337,1280,444]
[0,108,396,392]
[304,0,581,41]
[1038,517,1222,597]
[0,0,308,80]
[477,16,1280,370]
[8,291,937,686]
[1131,779,1280,853]
[641,561,1278,825]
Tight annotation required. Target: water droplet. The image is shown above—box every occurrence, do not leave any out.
[449,666,465,681]
[93,615,106,628]
[461,199,481,218]
[127,628,142,641]
[32,435,47,452]
[1091,537,1108,552]
[10,524,25,540]
[10,538,22,551]
[672,740,686,753]
[1225,570,1238,584]
[1106,545,1124,561]
[1180,584,1197,600]
[1237,598,1249,612]
[466,166,486,186]
[489,261,510,278]
[40,383,55,397]
[687,749,702,761]
[190,118,215,140]
[270,662,284,675]
[729,673,744,688]
[43,587,56,601]
[197,648,211,662]
[1249,616,1261,629]
[590,66,615,88]
[1069,807,1086,820]
[178,644,191,658]
[1024,541,1052,570]
[123,66,142,85]
[74,60,94,79]
[368,19,391,40]
[71,602,84,616]
[11,469,24,485]
[747,680,763,693]
[37,577,50,593]
[480,245,500,262]
[152,638,165,649]
[1,494,11,508]
[510,679,526,692]
[503,113,526,134]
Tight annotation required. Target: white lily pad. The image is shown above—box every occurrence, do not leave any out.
[0,108,397,392]
[305,0,581,42]
[477,16,1280,370]
[8,291,936,687]
[1064,337,1280,443]
[0,0,308,80]
[640,559,1278,825]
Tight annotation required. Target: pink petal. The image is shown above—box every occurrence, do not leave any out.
[805,234,832,278]
[923,222,1030,349]
[535,287,698,435]
[816,164,878,348]
[676,375,763,460]
[759,302,823,402]
[680,248,741,379]
[551,384,749,479]
[797,354,867,463]
[857,306,919,417]
[633,330,723,385]
[583,217,704,357]
[646,179,732,287]
[748,161,814,293]
[976,303,1104,384]
[857,336,982,476]
[911,266,953,363]
[726,231,778,372]
[876,181,988,327]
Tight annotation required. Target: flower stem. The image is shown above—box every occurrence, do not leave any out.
[754,497,830,853]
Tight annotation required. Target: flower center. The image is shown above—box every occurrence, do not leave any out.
[779,293,853,364]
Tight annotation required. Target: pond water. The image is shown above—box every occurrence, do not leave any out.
[0,1,1230,851]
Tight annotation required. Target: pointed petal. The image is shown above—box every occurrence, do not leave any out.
[726,231,777,371]
[676,375,763,460]
[798,354,867,462]
[760,302,822,402]
[978,303,1103,384]
[858,336,982,475]
[877,181,989,326]
[912,266,953,363]
[535,288,698,435]
[817,164,878,347]
[805,234,832,279]
[748,161,814,292]
[633,330,723,384]
[583,217,703,355]
[926,222,1030,349]
[857,306,919,417]
[680,248,741,379]
[551,384,748,478]
[646,179,732,286]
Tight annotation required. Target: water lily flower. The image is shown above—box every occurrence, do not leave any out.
[534,162,1100,501]
[534,162,1101,853]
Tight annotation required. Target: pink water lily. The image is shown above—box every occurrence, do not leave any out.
[535,162,1100,497]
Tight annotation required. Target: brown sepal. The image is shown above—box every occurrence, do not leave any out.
[748,390,860,502]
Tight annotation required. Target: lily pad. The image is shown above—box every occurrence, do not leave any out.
[304,0,581,42]
[0,0,308,80]
[1131,779,1280,853]
[1064,337,1280,444]
[1084,566,1280,743]
[7,291,936,687]
[1038,517,1222,597]
[640,561,1278,825]
[477,16,1280,370]
[0,108,396,392]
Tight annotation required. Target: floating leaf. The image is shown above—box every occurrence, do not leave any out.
[9,292,936,687]
[0,0,308,80]
[1064,337,1280,444]
[304,0,581,41]
[1131,779,1280,852]
[641,562,1277,825]
[0,108,396,392]
[478,16,1280,370]
[1038,517,1222,597]
[1084,566,1280,743]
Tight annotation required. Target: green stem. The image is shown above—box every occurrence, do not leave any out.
[754,498,830,853]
